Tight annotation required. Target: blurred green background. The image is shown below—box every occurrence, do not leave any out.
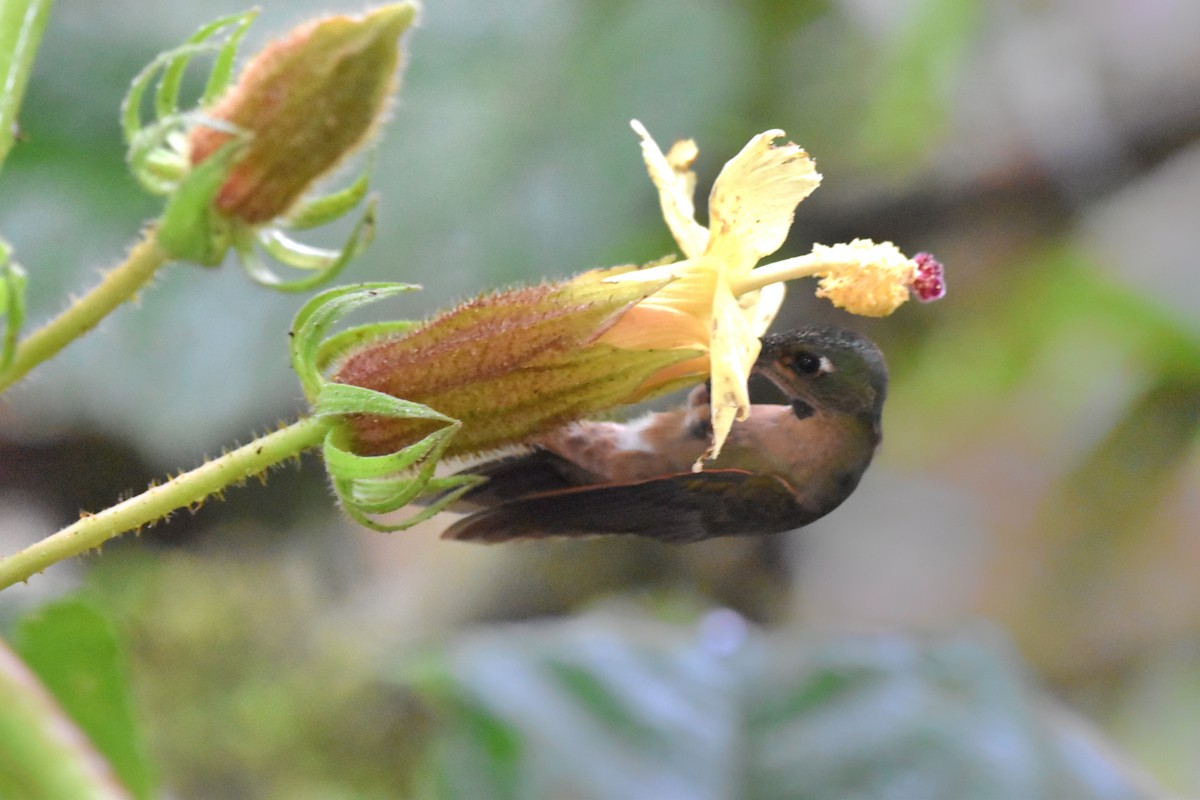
[2,0,1199,797]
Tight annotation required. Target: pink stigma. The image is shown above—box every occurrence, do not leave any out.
[910,252,946,302]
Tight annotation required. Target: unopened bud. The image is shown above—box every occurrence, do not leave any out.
[188,4,415,224]
[331,279,697,457]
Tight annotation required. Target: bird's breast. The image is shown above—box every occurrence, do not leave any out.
[710,406,878,508]
[538,401,877,510]
[537,406,708,482]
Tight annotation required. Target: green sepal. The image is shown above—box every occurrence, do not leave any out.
[237,195,376,292]
[202,13,256,105]
[127,128,191,195]
[0,239,27,370]
[287,284,485,531]
[316,384,480,532]
[124,83,199,195]
[289,282,421,402]
[335,471,483,533]
[315,382,454,430]
[282,173,371,231]
[122,10,257,150]
[154,134,243,265]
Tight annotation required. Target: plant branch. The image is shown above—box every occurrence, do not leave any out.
[0,227,172,393]
[0,416,330,590]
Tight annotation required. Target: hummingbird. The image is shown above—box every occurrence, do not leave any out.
[439,326,888,543]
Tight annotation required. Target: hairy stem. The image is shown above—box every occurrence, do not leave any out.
[0,227,170,393]
[0,416,330,590]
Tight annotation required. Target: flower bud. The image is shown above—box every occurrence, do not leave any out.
[188,4,415,224]
[331,279,699,457]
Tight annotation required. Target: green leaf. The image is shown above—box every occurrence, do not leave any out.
[402,614,1163,800]
[1014,367,1200,648]
[1061,368,1200,536]
[888,246,1200,461]
[0,0,53,174]
[857,0,982,167]
[13,599,155,799]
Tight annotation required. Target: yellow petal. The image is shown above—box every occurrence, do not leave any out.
[596,303,710,351]
[573,254,677,284]
[705,130,821,273]
[597,255,722,337]
[630,120,709,259]
[704,274,761,466]
[740,280,786,338]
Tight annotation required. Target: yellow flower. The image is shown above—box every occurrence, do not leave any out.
[574,121,943,465]
[331,122,944,470]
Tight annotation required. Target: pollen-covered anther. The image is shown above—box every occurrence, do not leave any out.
[811,239,917,317]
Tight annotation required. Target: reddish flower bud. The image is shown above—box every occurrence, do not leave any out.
[188,4,415,224]
[331,279,699,458]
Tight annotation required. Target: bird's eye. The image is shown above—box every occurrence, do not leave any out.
[792,351,823,375]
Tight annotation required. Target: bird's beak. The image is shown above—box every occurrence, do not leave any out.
[751,352,800,400]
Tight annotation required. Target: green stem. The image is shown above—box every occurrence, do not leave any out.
[0,227,171,393]
[0,416,330,590]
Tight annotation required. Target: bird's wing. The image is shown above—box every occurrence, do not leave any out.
[441,468,816,543]
[445,450,602,511]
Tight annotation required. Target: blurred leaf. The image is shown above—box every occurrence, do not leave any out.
[1052,369,1200,547]
[14,599,155,800]
[0,0,53,172]
[0,637,129,800]
[87,552,427,799]
[857,0,982,167]
[1108,643,1200,794]
[1010,366,1200,673]
[890,246,1200,460]
[402,613,1160,800]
